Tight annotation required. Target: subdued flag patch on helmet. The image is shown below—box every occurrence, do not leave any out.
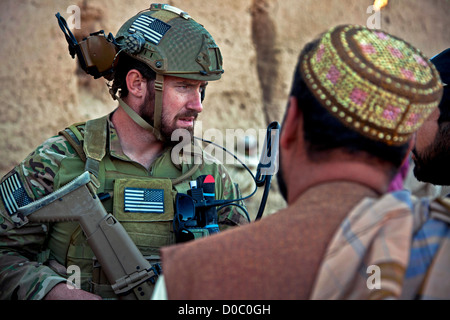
[129,15,172,45]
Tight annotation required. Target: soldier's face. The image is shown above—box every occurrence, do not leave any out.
[138,75,206,142]
[159,76,206,140]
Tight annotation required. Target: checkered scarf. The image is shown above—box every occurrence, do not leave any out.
[311,191,450,300]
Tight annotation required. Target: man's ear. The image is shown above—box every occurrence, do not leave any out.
[280,96,302,150]
[126,69,146,98]
[400,136,415,167]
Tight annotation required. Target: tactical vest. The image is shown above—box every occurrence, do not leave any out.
[46,115,207,297]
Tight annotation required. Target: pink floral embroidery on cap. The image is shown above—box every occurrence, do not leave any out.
[360,43,377,55]
[406,113,419,126]
[327,65,341,84]
[401,68,416,81]
[413,54,428,67]
[374,31,389,40]
[350,88,368,106]
[388,46,404,59]
[383,105,401,121]
[316,44,325,62]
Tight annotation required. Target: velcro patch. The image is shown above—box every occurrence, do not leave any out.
[129,15,171,45]
[0,172,33,216]
[124,188,165,214]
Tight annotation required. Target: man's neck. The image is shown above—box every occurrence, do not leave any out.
[111,107,165,169]
[286,151,392,205]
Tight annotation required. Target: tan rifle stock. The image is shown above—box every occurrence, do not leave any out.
[17,172,157,300]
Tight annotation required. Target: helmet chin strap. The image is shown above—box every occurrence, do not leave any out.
[109,74,165,142]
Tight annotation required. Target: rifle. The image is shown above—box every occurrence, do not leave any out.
[17,172,157,300]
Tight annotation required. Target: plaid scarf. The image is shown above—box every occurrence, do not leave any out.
[311,191,450,300]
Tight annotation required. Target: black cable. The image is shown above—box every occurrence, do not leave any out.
[255,175,272,221]
[218,203,251,223]
[194,120,279,222]
[194,136,259,204]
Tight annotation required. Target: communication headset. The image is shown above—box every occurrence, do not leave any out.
[56,12,119,80]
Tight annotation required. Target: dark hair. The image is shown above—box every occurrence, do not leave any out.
[437,87,450,125]
[289,38,410,169]
[111,53,156,98]
[430,48,450,124]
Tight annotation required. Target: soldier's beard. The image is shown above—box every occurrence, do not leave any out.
[161,111,198,142]
[139,89,197,146]
[412,129,450,186]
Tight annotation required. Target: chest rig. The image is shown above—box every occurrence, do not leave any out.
[50,115,202,295]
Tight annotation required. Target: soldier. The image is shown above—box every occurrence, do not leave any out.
[0,4,248,300]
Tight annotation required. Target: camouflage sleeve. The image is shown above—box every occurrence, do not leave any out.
[0,135,76,299]
[214,162,250,228]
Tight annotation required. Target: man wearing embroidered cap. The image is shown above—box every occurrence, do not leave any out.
[152,24,445,300]
[0,4,248,300]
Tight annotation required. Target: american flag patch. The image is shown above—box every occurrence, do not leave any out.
[124,188,165,214]
[0,172,33,216]
[129,15,171,45]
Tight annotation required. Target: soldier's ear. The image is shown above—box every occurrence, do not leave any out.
[126,69,147,98]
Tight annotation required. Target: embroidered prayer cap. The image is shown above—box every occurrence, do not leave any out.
[300,24,444,145]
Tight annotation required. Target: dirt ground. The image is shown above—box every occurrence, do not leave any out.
[1,0,449,217]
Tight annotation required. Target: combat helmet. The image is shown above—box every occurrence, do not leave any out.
[112,3,224,140]
[56,3,224,141]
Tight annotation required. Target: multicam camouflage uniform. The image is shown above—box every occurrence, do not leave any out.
[0,114,248,299]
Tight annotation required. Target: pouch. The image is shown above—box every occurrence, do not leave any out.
[113,178,176,255]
